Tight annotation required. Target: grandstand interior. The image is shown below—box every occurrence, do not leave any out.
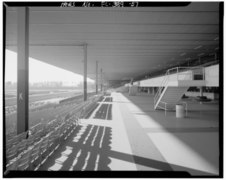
[3,1,222,178]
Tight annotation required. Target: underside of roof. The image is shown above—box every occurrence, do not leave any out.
[5,2,220,84]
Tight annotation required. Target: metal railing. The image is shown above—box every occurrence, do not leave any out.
[154,66,205,109]
[154,73,169,106]
[166,66,205,81]
[158,101,188,116]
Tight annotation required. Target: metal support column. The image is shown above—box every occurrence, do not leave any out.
[200,87,203,97]
[148,87,151,94]
[100,68,103,92]
[17,7,29,134]
[83,44,87,101]
[96,61,98,94]
[130,78,133,85]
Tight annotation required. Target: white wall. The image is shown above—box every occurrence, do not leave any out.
[138,64,219,87]
[139,76,165,87]
[139,71,193,87]
[205,64,219,87]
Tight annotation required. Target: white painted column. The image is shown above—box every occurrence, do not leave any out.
[148,87,151,94]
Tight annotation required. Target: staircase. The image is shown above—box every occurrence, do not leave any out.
[155,87,189,110]
[154,67,205,110]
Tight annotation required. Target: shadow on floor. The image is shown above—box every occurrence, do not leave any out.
[120,93,219,175]
[39,123,217,175]
[83,102,99,119]
[104,97,113,102]
[6,119,210,177]
[94,104,112,120]
[39,124,112,171]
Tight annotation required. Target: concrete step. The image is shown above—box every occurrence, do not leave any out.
[155,87,188,110]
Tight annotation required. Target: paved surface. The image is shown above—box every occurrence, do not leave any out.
[39,92,219,175]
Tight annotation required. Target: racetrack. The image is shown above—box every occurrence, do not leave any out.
[5,89,81,106]
[4,89,96,135]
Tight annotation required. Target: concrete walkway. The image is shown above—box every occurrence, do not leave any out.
[39,92,219,176]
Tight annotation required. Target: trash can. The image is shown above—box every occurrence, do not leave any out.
[176,104,185,118]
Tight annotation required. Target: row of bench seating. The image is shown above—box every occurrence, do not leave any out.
[5,94,103,174]
[80,95,103,118]
[5,98,83,141]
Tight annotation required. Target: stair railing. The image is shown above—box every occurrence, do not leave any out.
[154,70,170,107]
[154,66,205,109]
[154,66,178,105]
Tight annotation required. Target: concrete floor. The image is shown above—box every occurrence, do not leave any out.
[39,92,219,176]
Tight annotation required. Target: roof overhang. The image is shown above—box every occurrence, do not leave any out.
[5,2,219,83]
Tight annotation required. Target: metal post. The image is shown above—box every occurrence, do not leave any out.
[130,78,133,85]
[17,7,29,134]
[202,67,205,80]
[83,44,87,101]
[96,61,98,94]
[100,68,103,92]
[200,87,203,97]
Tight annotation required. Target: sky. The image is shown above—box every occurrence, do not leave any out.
[5,49,94,86]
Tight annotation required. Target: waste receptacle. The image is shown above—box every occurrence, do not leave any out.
[176,104,185,118]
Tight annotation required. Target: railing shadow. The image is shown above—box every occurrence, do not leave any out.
[40,124,112,171]
[104,97,113,102]
[38,123,215,175]
[93,104,112,120]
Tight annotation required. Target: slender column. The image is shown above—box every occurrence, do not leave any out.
[17,7,29,134]
[100,68,103,92]
[130,78,133,85]
[83,44,87,101]
[200,87,203,97]
[148,87,151,94]
[96,61,98,94]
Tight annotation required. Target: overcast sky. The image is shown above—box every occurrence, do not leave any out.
[5,49,94,85]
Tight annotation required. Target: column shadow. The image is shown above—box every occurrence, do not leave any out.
[120,93,219,175]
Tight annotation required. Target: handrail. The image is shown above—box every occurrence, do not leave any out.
[158,101,188,116]
[166,66,205,76]
[154,66,205,109]
[154,68,171,106]
[154,74,169,105]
